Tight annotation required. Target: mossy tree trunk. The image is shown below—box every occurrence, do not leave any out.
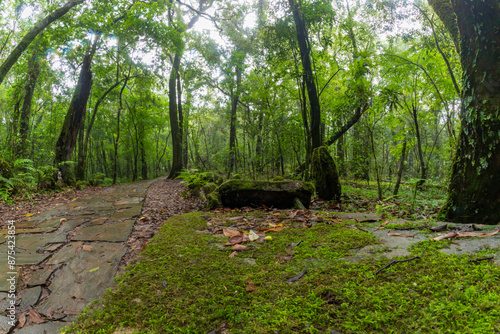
[54,36,98,185]
[167,52,183,179]
[311,147,341,201]
[16,44,41,159]
[437,0,500,224]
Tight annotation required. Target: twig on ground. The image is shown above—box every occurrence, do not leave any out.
[375,250,425,275]
[470,256,494,263]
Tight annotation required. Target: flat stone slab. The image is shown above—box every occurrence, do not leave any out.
[0,269,20,293]
[38,241,126,315]
[114,197,143,205]
[27,266,58,287]
[0,315,15,334]
[73,220,135,242]
[14,322,69,334]
[19,286,42,311]
[345,224,500,262]
[0,245,50,266]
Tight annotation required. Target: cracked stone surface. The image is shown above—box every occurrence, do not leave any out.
[0,179,155,333]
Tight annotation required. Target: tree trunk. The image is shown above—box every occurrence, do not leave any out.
[227,64,242,178]
[16,49,41,158]
[167,52,183,179]
[439,0,500,224]
[0,0,84,86]
[412,106,427,188]
[288,0,321,149]
[54,36,98,185]
[393,138,407,196]
[113,78,128,184]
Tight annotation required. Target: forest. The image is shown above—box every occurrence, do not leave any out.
[0,0,498,224]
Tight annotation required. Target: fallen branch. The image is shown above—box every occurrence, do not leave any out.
[470,256,494,263]
[375,250,425,275]
[286,268,307,283]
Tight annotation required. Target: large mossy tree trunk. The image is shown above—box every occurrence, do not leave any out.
[54,37,97,185]
[227,64,242,178]
[311,147,341,201]
[167,52,183,179]
[288,0,321,150]
[16,47,41,158]
[437,0,500,224]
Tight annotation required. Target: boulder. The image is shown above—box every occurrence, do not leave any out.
[217,180,314,209]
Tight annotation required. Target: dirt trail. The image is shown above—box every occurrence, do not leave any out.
[0,178,201,334]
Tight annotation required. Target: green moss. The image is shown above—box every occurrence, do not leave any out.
[65,212,500,334]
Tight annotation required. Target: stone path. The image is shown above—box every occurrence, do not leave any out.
[0,179,156,334]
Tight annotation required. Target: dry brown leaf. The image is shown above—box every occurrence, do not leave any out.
[232,244,248,251]
[456,230,499,238]
[228,216,244,221]
[63,309,80,315]
[387,231,415,238]
[223,228,242,238]
[245,278,258,292]
[228,236,244,245]
[82,245,93,251]
[433,232,458,241]
[228,251,238,258]
[60,218,67,222]
[28,309,45,324]
[18,313,26,327]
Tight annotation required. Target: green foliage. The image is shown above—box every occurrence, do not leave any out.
[89,173,106,186]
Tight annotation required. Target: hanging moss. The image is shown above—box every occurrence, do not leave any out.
[311,147,341,201]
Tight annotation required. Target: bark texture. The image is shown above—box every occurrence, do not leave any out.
[439,0,500,224]
[54,39,97,185]
[167,52,183,179]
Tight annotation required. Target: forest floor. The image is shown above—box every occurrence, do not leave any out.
[1,178,500,333]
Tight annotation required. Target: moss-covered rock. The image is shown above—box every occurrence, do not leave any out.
[206,191,222,210]
[311,147,341,201]
[218,180,314,209]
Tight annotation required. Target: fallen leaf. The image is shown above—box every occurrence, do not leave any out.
[232,244,248,251]
[228,216,244,221]
[223,228,242,238]
[89,267,100,273]
[228,235,244,245]
[264,236,273,241]
[60,218,67,222]
[272,213,281,216]
[245,278,257,292]
[25,213,33,217]
[28,309,45,324]
[18,313,26,327]
[248,230,259,242]
[433,232,458,241]
[63,309,80,315]
[228,251,238,258]
[387,231,415,238]
[82,245,93,251]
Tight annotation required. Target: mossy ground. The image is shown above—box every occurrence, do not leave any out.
[64,208,500,334]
